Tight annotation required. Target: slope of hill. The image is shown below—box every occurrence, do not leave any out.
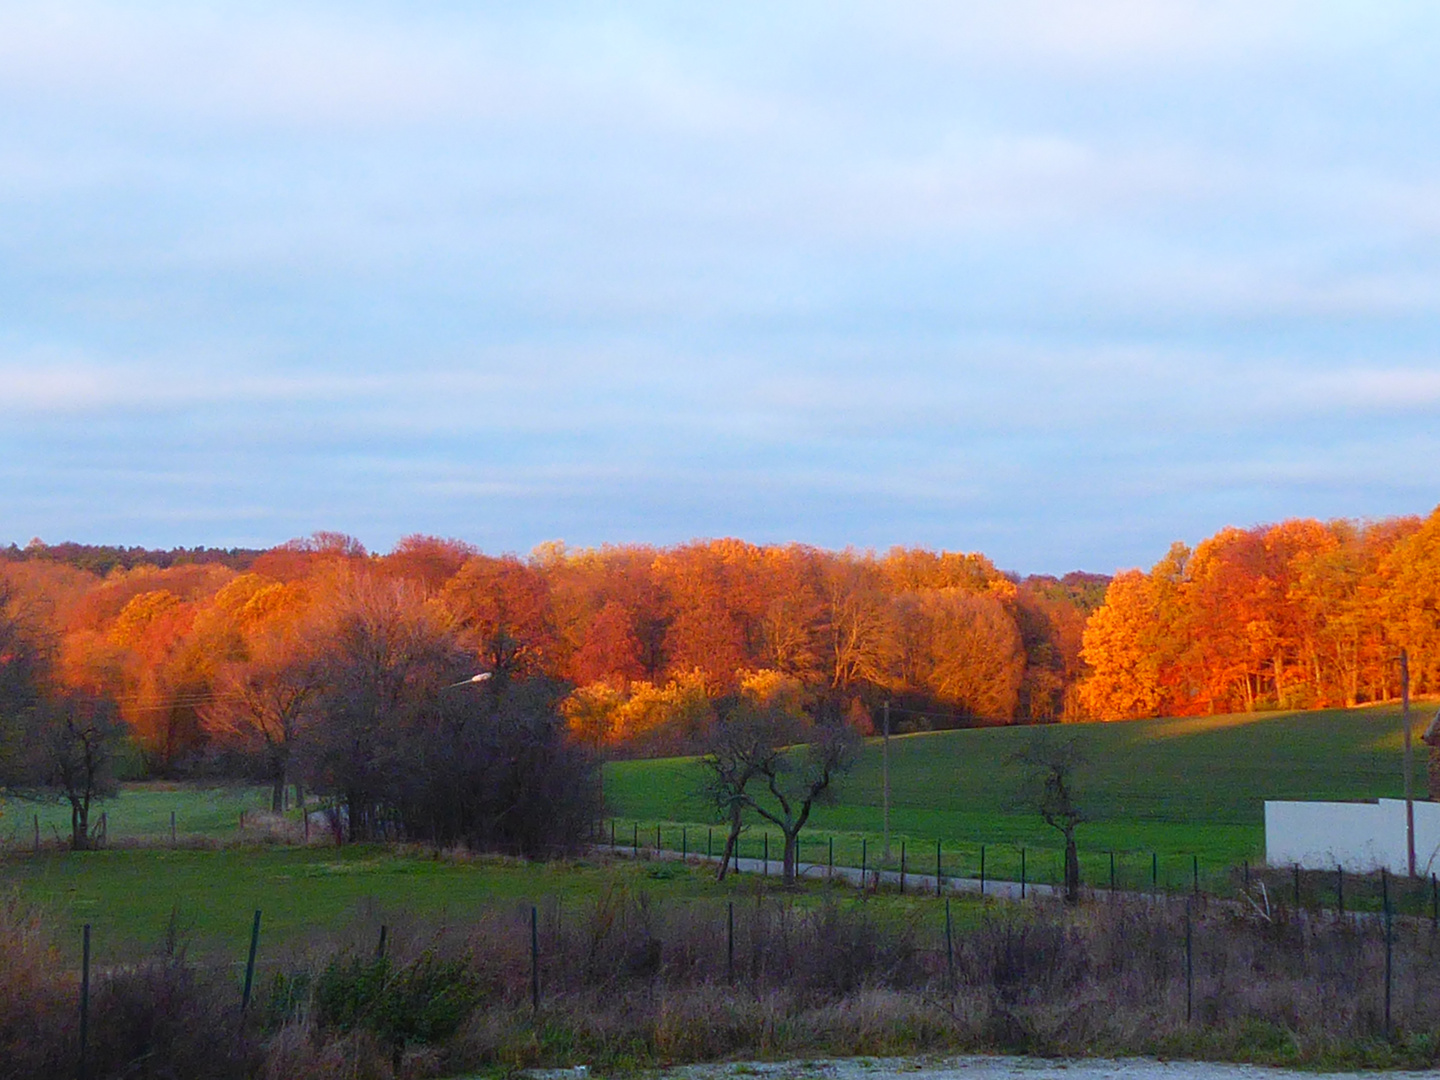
[602,703,1432,874]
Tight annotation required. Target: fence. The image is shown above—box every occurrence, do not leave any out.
[606,818,1440,917]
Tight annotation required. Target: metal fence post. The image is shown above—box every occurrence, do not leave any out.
[1293,864,1301,908]
[1192,854,1199,896]
[861,838,867,890]
[531,905,540,1013]
[936,839,943,896]
[79,924,91,1080]
[1184,902,1193,1023]
[944,898,954,989]
[1110,850,1116,892]
[1021,848,1027,899]
[633,823,638,858]
[980,844,986,896]
[241,910,262,1012]
[171,809,177,845]
[682,827,687,861]
[1337,866,1344,916]
[727,900,734,980]
[1152,852,1158,890]
[1383,869,1393,1035]
[763,833,768,877]
[828,836,834,880]
[900,841,906,895]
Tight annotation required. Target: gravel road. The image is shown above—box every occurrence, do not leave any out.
[533,1056,1437,1080]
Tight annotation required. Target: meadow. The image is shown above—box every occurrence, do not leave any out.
[0,843,983,966]
[2,781,276,847]
[0,701,1429,959]
[603,702,1430,889]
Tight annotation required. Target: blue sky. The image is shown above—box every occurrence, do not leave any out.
[2,2,1439,574]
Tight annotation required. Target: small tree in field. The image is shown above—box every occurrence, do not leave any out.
[701,704,858,887]
[1011,733,1086,904]
[0,584,122,850]
[31,693,124,850]
[698,707,769,881]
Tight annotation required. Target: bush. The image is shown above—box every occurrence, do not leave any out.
[312,950,478,1053]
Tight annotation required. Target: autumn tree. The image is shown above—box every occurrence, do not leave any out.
[1380,507,1440,696]
[822,555,895,698]
[653,540,768,687]
[199,574,322,810]
[1079,570,1166,720]
[378,535,477,592]
[895,588,1025,722]
[569,600,647,686]
[442,555,557,682]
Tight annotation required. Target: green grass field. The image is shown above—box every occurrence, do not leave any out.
[0,846,981,967]
[1,781,279,846]
[603,702,1432,888]
[0,702,1428,960]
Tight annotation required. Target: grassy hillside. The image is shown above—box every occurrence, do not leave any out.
[603,702,1434,881]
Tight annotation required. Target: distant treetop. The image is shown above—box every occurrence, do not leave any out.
[3,540,263,576]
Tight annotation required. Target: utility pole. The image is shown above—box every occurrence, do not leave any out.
[882,700,891,861]
[1403,650,1416,878]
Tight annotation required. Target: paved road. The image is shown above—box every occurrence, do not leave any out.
[596,843,1059,900]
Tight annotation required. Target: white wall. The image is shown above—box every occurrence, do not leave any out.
[1265,799,1440,874]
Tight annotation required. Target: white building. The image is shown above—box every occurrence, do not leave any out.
[1265,798,1440,875]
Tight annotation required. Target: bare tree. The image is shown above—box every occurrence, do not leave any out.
[0,583,122,850]
[32,693,124,850]
[701,705,858,886]
[1011,733,1087,903]
[698,708,768,881]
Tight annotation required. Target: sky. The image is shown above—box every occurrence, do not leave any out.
[2,1,1439,575]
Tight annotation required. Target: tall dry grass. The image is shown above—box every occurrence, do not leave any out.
[6,879,1440,1079]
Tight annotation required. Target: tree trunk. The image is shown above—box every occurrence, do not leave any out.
[1063,829,1080,904]
[71,800,90,852]
[716,812,742,882]
[271,770,286,814]
[782,830,800,886]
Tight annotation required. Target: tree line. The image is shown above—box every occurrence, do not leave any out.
[0,534,1105,786]
[6,501,1437,827]
[1081,507,1440,718]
